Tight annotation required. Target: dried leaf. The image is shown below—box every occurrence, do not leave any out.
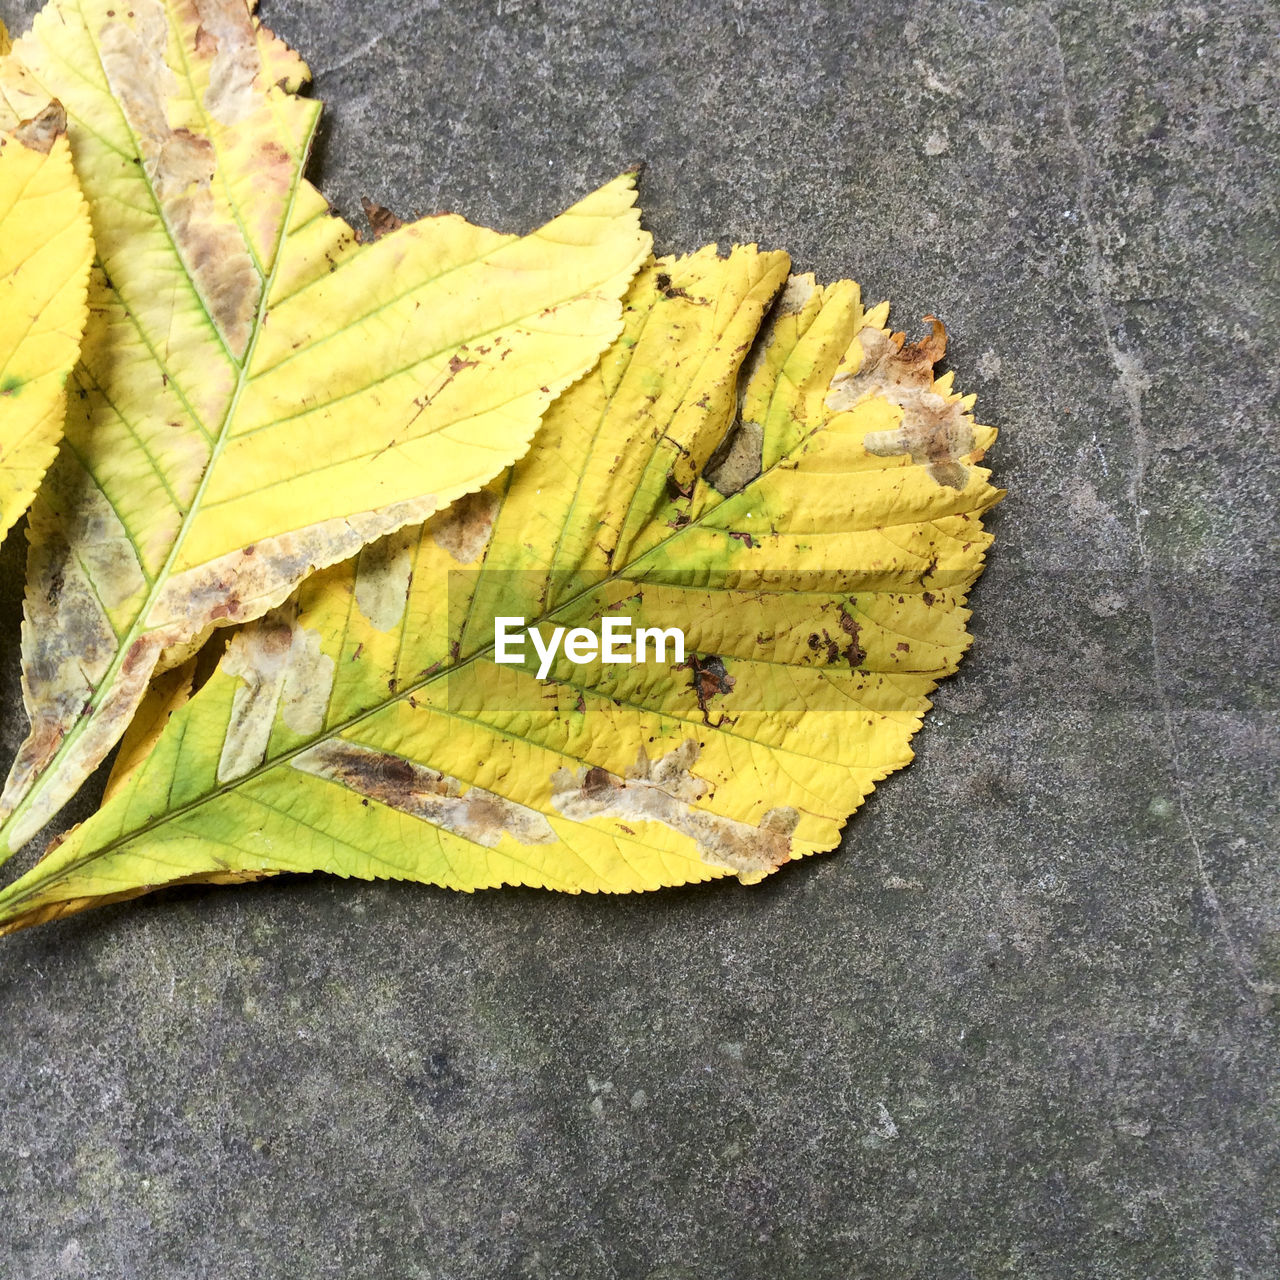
[0,30,93,542]
[0,250,1000,935]
[0,0,650,854]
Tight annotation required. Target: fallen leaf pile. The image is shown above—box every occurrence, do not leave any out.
[0,0,1000,937]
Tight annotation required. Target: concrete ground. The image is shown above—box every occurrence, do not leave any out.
[0,1,1276,1276]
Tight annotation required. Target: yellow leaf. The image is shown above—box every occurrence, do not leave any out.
[0,77,92,541]
[0,0,650,854]
[101,656,197,804]
[0,250,1001,935]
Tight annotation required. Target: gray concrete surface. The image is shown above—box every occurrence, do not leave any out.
[1,0,1277,1276]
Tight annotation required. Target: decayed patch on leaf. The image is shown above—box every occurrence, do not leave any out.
[11,99,63,152]
[430,488,501,566]
[552,742,798,881]
[353,526,418,632]
[0,0,650,854]
[0,247,1000,936]
[825,317,978,489]
[0,67,92,543]
[294,740,556,849]
[197,0,262,125]
[217,602,334,783]
[98,0,261,354]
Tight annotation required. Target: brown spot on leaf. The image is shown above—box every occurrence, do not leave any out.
[654,271,699,303]
[293,739,556,848]
[684,654,736,724]
[361,196,405,239]
[836,604,867,669]
[152,495,439,636]
[121,638,150,678]
[581,765,616,796]
[13,100,66,154]
[429,487,498,566]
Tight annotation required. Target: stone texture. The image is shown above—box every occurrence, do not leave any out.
[0,1,1276,1276]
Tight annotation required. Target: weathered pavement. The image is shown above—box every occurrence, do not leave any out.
[0,2,1275,1276]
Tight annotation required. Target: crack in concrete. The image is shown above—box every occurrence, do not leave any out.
[310,27,398,80]
[1043,8,1257,1001]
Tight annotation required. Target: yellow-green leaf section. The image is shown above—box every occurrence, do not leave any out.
[0,54,93,542]
[0,0,650,855]
[0,249,1001,936]
[101,655,198,804]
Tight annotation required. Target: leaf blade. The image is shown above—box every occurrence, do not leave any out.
[0,93,93,541]
[0,0,650,853]
[0,249,1001,934]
